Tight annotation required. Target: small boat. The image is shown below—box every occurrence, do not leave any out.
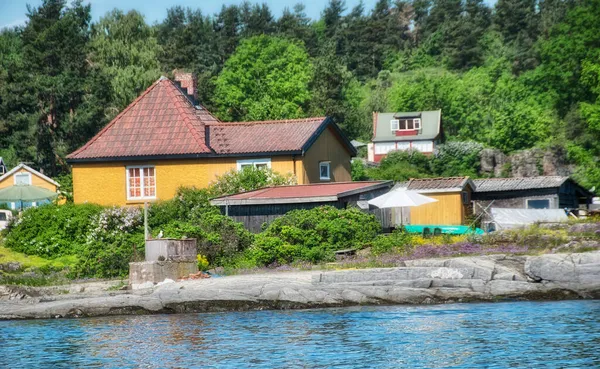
[403,225,485,235]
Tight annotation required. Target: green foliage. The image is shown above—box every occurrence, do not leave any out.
[431,141,484,177]
[55,173,73,203]
[3,204,103,257]
[209,166,297,197]
[247,206,381,266]
[368,230,413,255]
[351,160,368,181]
[214,35,313,121]
[367,150,432,181]
[89,9,162,110]
[150,187,254,265]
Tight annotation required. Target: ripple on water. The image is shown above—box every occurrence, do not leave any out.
[0,300,599,368]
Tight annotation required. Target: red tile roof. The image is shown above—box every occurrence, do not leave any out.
[67,77,353,161]
[67,77,216,160]
[211,181,392,205]
[208,117,326,154]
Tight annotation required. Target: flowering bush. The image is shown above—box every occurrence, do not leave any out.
[3,204,103,257]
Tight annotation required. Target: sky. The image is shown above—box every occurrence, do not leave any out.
[0,0,383,29]
[0,0,501,30]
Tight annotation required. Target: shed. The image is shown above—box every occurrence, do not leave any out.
[210,181,393,232]
[472,176,595,222]
[394,177,475,225]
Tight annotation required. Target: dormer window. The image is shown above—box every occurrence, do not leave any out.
[392,118,421,131]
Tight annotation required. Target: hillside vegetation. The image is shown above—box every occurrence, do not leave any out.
[0,0,598,188]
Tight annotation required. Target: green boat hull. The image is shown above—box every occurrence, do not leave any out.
[403,225,484,235]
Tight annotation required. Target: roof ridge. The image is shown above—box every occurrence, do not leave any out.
[410,176,468,181]
[164,80,209,152]
[475,176,568,181]
[67,78,165,159]
[207,117,326,126]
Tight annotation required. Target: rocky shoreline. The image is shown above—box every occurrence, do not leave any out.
[1,251,599,320]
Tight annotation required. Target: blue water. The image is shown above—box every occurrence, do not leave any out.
[1,300,599,368]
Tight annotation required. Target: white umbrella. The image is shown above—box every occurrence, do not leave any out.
[368,189,438,226]
[368,189,438,208]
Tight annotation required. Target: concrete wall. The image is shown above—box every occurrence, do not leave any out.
[145,239,197,262]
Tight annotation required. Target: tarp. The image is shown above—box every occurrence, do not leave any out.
[490,208,568,229]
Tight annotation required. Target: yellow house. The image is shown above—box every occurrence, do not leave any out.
[395,177,475,225]
[67,74,356,206]
[0,163,61,209]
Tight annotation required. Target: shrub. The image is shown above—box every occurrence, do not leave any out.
[151,187,254,265]
[248,206,381,266]
[367,149,433,181]
[209,166,297,196]
[430,141,484,177]
[197,254,209,271]
[3,204,103,257]
[369,230,413,255]
[71,206,144,278]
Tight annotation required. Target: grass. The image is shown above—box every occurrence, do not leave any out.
[0,244,77,271]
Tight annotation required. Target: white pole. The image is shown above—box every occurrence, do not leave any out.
[144,202,149,240]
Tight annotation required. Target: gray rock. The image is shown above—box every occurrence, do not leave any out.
[1,251,599,320]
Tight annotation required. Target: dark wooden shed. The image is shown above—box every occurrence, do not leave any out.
[210,181,393,232]
[472,176,594,221]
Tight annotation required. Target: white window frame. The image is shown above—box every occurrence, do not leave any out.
[319,161,331,181]
[526,198,551,209]
[374,142,396,155]
[14,172,31,185]
[236,158,271,171]
[390,119,400,131]
[394,118,422,131]
[126,165,157,201]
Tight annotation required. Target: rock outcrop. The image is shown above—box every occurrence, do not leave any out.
[479,147,575,178]
[1,251,599,320]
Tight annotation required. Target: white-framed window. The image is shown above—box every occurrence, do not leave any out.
[319,161,331,181]
[14,172,31,185]
[411,140,434,153]
[397,142,411,151]
[126,166,156,200]
[236,158,271,171]
[374,142,396,155]
[392,118,422,131]
[526,198,551,209]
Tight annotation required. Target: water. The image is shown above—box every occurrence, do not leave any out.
[1,300,599,368]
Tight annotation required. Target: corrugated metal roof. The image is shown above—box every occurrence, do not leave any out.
[210,181,392,205]
[406,177,472,193]
[473,177,569,192]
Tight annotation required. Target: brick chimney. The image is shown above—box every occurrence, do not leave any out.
[173,70,198,102]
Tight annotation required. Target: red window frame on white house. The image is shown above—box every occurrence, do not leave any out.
[126,166,156,200]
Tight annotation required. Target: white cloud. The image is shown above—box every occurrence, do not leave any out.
[1,18,26,30]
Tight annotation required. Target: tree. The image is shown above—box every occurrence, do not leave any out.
[277,4,317,52]
[19,0,98,175]
[90,9,161,110]
[214,35,313,121]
